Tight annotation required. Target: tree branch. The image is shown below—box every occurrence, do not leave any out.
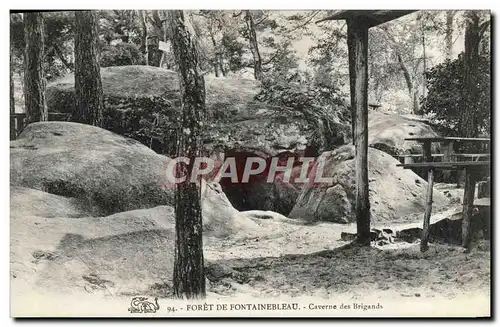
[396,52,413,95]
[254,13,270,26]
[53,44,73,71]
[287,11,320,33]
[261,50,281,66]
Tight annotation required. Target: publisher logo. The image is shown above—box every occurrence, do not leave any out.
[128,296,160,313]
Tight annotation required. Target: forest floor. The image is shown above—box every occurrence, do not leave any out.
[11,197,490,317]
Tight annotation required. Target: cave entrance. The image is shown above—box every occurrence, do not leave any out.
[219,149,274,212]
[218,148,307,216]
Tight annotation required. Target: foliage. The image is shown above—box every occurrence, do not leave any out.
[10,13,25,60]
[10,11,75,81]
[308,19,348,92]
[98,10,141,44]
[102,94,180,156]
[221,33,246,72]
[100,42,144,67]
[421,53,490,136]
[256,70,351,152]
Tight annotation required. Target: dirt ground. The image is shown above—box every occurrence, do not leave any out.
[204,210,490,300]
[11,199,490,317]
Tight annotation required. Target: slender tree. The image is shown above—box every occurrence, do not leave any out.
[445,11,456,60]
[460,10,490,249]
[10,46,15,115]
[460,11,481,138]
[138,10,149,65]
[460,11,491,138]
[74,10,104,126]
[378,25,422,115]
[420,13,427,100]
[24,12,48,123]
[209,29,220,77]
[167,10,206,299]
[244,10,263,80]
[200,10,227,77]
[149,10,166,66]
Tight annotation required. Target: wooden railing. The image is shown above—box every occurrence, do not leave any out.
[10,113,27,140]
[396,136,490,252]
[10,112,71,140]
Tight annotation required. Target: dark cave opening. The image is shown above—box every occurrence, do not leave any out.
[218,150,275,212]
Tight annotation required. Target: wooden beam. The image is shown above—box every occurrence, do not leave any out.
[405,136,491,142]
[347,18,371,245]
[397,161,490,170]
[317,10,417,27]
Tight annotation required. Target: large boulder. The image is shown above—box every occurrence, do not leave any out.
[10,187,90,218]
[288,145,450,223]
[46,65,336,157]
[368,111,440,156]
[45,66,352,215]
[10,122,174,215]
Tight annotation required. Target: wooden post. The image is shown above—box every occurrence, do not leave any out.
[10,115,16,140]
[442,140,454,182]
[421,141,432,180]
[462,168,477,251]
[347,18,371,245]
[421,168,434,252]
[404,155,414,165]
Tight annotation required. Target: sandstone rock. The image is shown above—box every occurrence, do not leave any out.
[10,122,174,215]
[288,145,450,223]
[368,111,440,156]
[10,178,266,296]
[10,187,90,218]
[44,66,353,215]
[46,66,325,157]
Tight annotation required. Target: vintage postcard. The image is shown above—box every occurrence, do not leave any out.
[9,9,491,318]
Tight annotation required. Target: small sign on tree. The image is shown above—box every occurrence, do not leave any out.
[158,40,170,52]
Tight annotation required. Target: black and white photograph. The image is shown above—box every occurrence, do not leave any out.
[8,8,492,317]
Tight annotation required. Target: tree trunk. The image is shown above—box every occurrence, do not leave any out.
[138,10,149,65]
[461,169,477,251]
[421,18,427,99]
[244,10,263,80]
[347,18,371,246]
[460,11,481,138]
[412,91,420,115]
[396,52,421,114]
[24,12,48,123]
[167,10,206,299]
[209,31,220,77]
[445,11,455,60]
[148,10,165,67]
[219,54,226,76]
[74,11,104,127]
[10,47,15,115]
